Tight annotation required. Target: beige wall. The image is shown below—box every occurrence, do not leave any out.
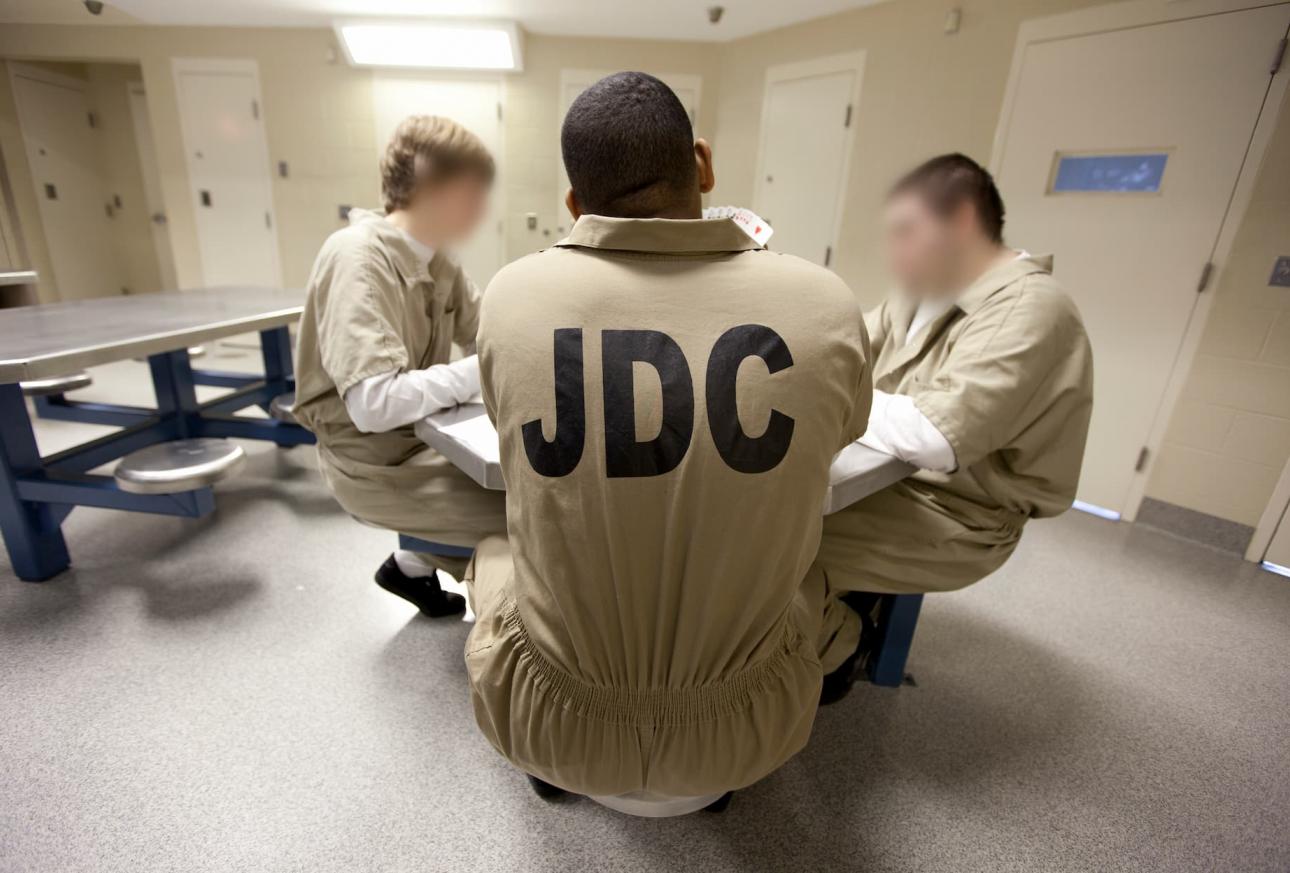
[0,2,1287,528]
[710,0,1104,307]
[0,25,717,293]
[1146,85,1290,527]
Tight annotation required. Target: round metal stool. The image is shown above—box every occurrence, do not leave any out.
[268,391,297,424]
[114,438,246,495]
[20,372,92,397]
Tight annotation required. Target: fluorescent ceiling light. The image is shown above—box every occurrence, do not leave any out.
[335,19,522,71]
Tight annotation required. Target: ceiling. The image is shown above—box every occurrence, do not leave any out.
[0,0,890,42]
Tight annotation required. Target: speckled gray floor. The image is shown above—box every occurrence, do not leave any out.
[1,352,1288,873]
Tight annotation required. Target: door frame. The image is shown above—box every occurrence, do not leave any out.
[126,81,178,290]
[170,57,282,288]
[989,0,1290,522]
[752,51,865,270]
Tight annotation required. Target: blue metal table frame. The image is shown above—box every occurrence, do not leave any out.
[0,327,314,582]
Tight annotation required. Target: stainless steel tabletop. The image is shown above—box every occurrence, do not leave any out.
[0,286,305,383]
[417,403,914,514]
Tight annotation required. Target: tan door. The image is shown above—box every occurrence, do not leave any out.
[994,5,1290,517]
[1265,507,1290,573]
[753,56,861,268]
[174,61,281,288]
[10,64,124,300]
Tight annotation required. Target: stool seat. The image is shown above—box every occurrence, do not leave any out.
[268,391,297,424]
[20,372,92,397]
[114,438,246,494]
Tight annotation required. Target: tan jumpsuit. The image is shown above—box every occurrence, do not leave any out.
[815,255,1094,664]
[465,215,872,798]
[293,210,507,577]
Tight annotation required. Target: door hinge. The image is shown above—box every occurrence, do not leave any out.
[87,111,97,129]
[843,104,852,128]
[1271,36,1287,76]
[497,102,503,121]
[824,245,833,267]
[251,99,260,120]
[1134,446,1150,473]
[264,211,272,229]
[1196,261,1214,294]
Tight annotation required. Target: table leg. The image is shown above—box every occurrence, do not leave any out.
[260,327,294,386]
[867,594,923,687]
[0,384,70,581]
[148,350,201,438]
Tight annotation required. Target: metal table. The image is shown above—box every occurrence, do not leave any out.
[414,402,914,515]
[0,287,315,581]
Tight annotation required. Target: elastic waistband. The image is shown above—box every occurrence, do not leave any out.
[500,601,807,728]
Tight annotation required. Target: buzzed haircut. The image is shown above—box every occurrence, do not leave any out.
[890,153,1006,244]
[561,72,697,218]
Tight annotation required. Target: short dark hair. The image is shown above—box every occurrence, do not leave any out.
[890,153,1005,244]
[561,72,697,217]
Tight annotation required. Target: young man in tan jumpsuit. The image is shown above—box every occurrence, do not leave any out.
[464,73,872,814]
[294,117,507,617]
[815,154,1094,702]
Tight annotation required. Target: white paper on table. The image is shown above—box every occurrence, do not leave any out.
[439,414,501,464]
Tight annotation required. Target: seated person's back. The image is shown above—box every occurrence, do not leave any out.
[467,72,871,803]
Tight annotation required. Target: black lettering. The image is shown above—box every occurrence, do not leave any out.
[521,328,585,477]
[601,329,694,477]
[705,324,795,474]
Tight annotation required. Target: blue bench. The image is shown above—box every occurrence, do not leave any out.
[397,533,922,688]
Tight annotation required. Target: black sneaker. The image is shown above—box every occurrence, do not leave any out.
[819,593,883,706]
[374,555,465,618]
[526,774,568,800]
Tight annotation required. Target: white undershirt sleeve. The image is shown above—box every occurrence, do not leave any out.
[858,389,958,473]
[343,355,481,434]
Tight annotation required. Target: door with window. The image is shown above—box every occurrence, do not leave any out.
[174,59,281,288]
[993,5,1290,517]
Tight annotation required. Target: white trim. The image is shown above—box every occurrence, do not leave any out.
[170,57,282,288]
[1247,457,1290,562]
[988,0,1290,523]
[752,50,866,271]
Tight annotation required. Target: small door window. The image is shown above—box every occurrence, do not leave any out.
[1048,151,1169,194]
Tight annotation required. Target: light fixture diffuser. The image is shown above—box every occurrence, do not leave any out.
[335,19,522,72]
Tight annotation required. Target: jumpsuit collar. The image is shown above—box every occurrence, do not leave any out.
[556,214,765,254]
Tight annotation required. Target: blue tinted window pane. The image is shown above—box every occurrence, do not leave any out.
[1052,153,1168,193]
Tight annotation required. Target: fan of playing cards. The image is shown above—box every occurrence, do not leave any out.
[702,206,774,247]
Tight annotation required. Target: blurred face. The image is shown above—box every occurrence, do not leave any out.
[882,190,968,299]
[408,174,491,247]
